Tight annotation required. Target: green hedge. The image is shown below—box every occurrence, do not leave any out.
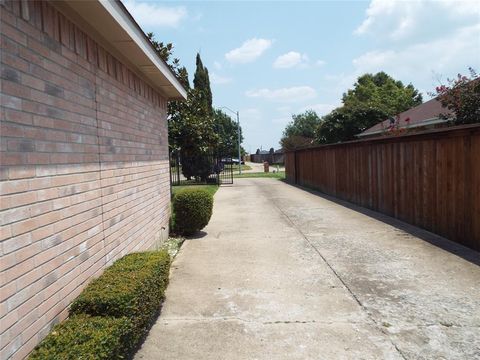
[70,251,171,345]
[29,315,133,359]
[30,250,171,359]
[172,188,213,235]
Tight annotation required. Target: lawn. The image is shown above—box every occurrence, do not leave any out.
[233,171,285,179]
[231,164,252,171]
[171,184,219,197]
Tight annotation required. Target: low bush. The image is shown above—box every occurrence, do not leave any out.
[29,315,133,359]
[69,250,171,349]
[172,188,213,235]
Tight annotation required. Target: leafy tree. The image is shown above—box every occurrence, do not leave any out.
[170,54,217,180]
[148,35,218,180]
[430,68,480,125]
[147,33,188,87]
[342,72,422,115]
[280,110,321,150]
[315,72,423,143]
[281,135,315,151]
[213,109,244,157]
[193,54,213,115]
[316,107,388,144]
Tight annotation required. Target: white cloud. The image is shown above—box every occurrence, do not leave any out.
[210,72,232,85]
[245,86,317,102]
[273,52,325,69]
[213,61,223,70]
[225,38,273,64]
[123,0,187,28]
[273,52,308,69]
[352,24,480,87]
[355,0,480,40]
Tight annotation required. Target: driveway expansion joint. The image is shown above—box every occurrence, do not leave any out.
[266,190,408,360]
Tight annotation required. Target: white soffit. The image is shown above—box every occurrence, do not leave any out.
[59,0,187,100]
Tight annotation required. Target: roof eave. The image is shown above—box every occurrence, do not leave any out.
[357,117,451,137]
[55,0,187,100]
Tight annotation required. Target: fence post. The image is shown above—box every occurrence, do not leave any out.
[294,150,298,185]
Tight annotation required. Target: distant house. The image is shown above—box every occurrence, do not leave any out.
[357,97,453,139]
[0,1,186,358]
[251,149,284,164]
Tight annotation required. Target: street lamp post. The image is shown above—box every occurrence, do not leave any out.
[219,106,242,175]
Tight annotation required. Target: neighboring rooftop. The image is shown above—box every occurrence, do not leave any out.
[358,97,453,138]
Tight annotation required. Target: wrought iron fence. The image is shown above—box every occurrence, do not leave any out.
[170,150,233,186]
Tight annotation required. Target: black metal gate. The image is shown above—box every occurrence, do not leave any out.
[169,150,233,186]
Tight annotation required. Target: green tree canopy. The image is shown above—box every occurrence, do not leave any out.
[315,107,387,144]
[148,37,218,180]
[342,72,423,115]
[147,33,189,88]
[213,109,244,157]
[193,53,213,115]
[315,72,423,144]
[280,110,321,150]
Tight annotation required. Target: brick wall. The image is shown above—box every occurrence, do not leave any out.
[0,1,171,358]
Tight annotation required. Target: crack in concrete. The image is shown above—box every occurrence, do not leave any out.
[161,316,480,331]
[265,189,409,360]
[160,316,368,326]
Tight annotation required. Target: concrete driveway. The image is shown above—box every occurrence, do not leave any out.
[136,178,480,360]
[244,161,284,173]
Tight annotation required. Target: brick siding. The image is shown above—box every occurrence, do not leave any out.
[0,1,171,358]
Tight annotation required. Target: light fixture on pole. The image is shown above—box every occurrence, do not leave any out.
[219,106,242,175]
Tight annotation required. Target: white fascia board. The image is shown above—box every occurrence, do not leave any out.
[98,0,187,100]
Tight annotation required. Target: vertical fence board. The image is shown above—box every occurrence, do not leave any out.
[286,126,480,251]
[471,134,480,251]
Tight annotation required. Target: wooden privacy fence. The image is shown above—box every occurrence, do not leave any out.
[285,124,480,252]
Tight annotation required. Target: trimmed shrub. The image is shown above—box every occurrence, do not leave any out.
[172,188,213,235]
[70,250,171,348]
[29,315,133,359]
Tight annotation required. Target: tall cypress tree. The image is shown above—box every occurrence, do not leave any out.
[193,53,213,114]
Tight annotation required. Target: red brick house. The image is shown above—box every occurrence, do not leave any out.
[357,97,453,138]
[0,1,186,358]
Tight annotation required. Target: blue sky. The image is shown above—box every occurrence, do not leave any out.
[124,0,480,153]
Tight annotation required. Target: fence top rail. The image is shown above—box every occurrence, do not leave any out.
[285,123,480,154]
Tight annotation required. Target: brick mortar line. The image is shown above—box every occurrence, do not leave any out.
[1,251,106,345]
[1,79,98,119]
[1,193,102,229]
[102,196,169,243]
[1,178,102,197]
[1,164,168,196]
[2,62,165,133]
[1,115,167,146]
[2,24,165,109]
[2,207,104,266]
[1,232,105,318]
[0,65,97,106]
[91,70,109,270]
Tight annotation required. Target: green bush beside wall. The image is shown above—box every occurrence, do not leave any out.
[29,315,133,359]
[172,188,213,235]
[29,250,171,359]
[70,251,171,343]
